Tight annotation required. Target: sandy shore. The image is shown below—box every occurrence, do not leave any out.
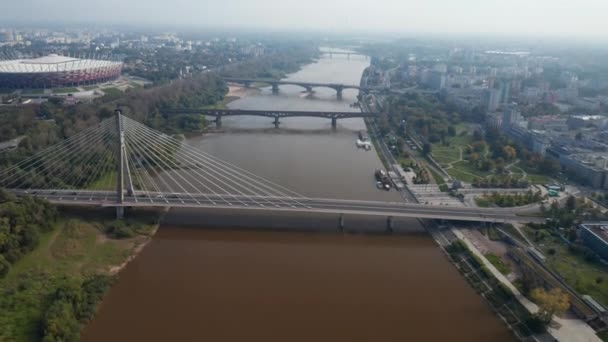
[227,85,260,98]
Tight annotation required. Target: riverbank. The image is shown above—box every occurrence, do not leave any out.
[0,207,162,341]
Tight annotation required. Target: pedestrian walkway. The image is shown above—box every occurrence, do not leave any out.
[452,228,601,342]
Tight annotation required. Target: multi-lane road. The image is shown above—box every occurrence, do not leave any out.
[11,189,545,224]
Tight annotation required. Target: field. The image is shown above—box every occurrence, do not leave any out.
[21,88,44,95]
[53,87,79,94]
[484,252,512,275]
[0,209,159,341]
[431,123,470,166]
[86,171,117,191]
[101,87,123,98]
[523,226,608,306]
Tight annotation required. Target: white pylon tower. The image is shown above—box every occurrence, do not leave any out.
[115,109,134,219]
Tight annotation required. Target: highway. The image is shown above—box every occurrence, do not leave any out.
[11,189,546,224]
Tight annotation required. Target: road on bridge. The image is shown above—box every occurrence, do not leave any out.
[14,189,546,224]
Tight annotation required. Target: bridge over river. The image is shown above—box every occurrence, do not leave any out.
[223,77,385,99]
[0,110,550,226]
[162,108,378,128]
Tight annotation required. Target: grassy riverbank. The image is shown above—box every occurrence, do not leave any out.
[0,206,162,341]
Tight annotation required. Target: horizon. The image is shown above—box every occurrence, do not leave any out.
[2,0,607,42]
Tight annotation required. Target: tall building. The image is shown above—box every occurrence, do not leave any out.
[499,81,510,104]
[502,105,522,129]
[429,71,446,90]
[483,88,501,112]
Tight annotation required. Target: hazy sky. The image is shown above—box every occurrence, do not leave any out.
[4,0,607,38]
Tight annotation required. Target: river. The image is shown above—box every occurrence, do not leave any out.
[83,53,514,341]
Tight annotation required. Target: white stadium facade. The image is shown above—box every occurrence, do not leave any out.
[0,54,123,88]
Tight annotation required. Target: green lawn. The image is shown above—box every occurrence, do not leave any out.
[430,123,471,165]
[484,252,512,275]
[475,197,491,207]
[447,167,478,183]
[83,85,98,91]
[524,227,608,307]
[53,87,79,94]
[526,173,551,184]
[0,210,158,341]
[447,160,493,182]
[513,162,552,185]
[86,171,116,191]
[21,88,44,95]
[432,147,460,165]
[101,87,123,97]
[546,242,608,306]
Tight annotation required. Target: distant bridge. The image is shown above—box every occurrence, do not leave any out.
[223,77,384,99]
[163,109,378,128]
[320,51,369,60]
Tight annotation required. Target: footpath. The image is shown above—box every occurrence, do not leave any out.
[452,228,601,342]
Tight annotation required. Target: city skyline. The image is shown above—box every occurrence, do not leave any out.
[2,0,607,40]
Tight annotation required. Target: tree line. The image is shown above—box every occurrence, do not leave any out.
[0,190,57,278]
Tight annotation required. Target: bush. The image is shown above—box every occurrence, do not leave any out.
[106,220,135,239]
[41,275,114,341]
[0,254,10,278]
[42,300,80,342]
[524,315,546,334]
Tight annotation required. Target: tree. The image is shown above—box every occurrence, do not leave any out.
[0,254,10,278]
[422,142,432,156]
[42,300,80,342]
[502,145,517,161]
[472,141,487,153]
[566,196,577,211]
[539,158,560,175]
[530,288,570,324]
[447,125,456,137]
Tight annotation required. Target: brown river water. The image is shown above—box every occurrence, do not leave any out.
[83,53,514,341]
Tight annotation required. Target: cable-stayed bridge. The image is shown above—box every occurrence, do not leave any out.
[0,111,544,224]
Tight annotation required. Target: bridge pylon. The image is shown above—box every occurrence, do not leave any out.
[115,109,134,219]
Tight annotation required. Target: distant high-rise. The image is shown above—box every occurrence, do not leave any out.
[502,105,522,129]
[429,71,446,90]
[483,88,501,112]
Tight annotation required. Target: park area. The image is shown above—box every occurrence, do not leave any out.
[429,124,550,185]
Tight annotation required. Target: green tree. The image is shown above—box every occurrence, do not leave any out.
[530,288,570,324]
[566,196,577,211]
[42,301,80,342]
[0,254,10,278]
[447,125,456,136]
[422,142,432,156]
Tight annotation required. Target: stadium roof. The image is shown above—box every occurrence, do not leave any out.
[0,54,122,73]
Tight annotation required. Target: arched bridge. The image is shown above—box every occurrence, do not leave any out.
[0,110,547,226]
[224,77,382,99]
[163,109,378,128]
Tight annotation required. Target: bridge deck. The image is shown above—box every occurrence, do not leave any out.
[166,109,377,119]
[12,190,544,224]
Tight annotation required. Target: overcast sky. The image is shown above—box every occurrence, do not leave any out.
[3,0,607,38]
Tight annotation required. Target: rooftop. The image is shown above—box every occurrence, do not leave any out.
[0,54,122,73]
[582,224,608,244]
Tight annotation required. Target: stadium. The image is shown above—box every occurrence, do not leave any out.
[0,54,123,89]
